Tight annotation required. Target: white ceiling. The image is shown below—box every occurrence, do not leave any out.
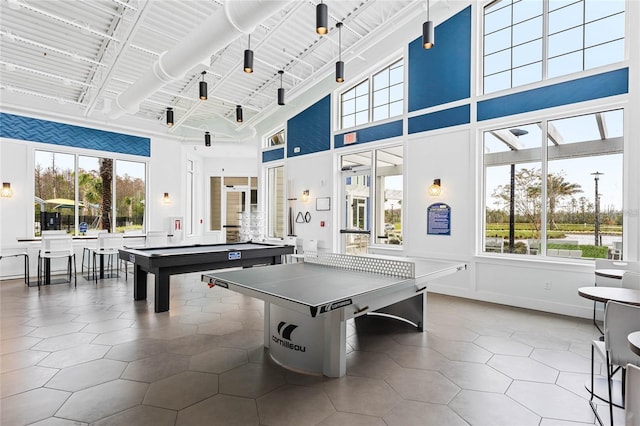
[0,0,428,142]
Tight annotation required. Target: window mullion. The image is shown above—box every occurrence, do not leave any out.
[540,119,549,254]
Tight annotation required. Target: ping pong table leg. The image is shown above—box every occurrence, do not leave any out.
[323,309,347,378]
[263,302,270,348]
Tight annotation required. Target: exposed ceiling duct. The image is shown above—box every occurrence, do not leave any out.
[109,0,292,120]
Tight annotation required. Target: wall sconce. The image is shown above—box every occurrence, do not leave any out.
[428,179,441,196]
[163,192,171,204]
[301,189,310,202]
[1,182,13,198]
[204,131,211,147]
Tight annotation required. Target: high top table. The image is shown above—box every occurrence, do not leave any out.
[578,286,640,306]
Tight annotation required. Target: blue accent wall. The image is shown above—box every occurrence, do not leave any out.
[408,6,471,112]
[262,147,285,163]
[335,120,403,149]
[477,68,629,121]
[0,113,150,156]
[408,104,470,134]
[287,96,331,157]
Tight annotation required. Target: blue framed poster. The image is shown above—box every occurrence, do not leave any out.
[427,203,451,235]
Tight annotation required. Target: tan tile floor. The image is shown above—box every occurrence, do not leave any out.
[0,271,626,425]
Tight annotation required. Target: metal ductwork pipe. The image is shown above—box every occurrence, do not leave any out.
[110,0,291,119]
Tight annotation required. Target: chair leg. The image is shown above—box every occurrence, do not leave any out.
[589,344,604,426]
[606,352,613,426]
[73,254,77,288]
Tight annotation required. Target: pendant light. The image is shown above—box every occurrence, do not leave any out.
[236,105,243,123]
[204,131,211,147]
[336,22,344,83]
[199,71,208,100]
[166,107,174,127]
[316,1,328,35]
[243,35,254,73]
[422,0,434,49]
[277,70,285,106]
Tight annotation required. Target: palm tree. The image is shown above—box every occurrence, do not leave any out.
[547,173,582,230]
[99,159,113,231]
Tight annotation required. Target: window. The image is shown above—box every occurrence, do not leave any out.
[267,129,285,147]
[35,151,75,235]
[340,59,404,129]
[340,145,403,254]
[34,150,146,236]
[483,0,625,94]
[483,109,623,259]
[115,160,145,233]
[186,160,195,235]
[267,166,285,238]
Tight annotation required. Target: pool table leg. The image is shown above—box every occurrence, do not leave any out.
[133,264,147,301]
[155,271,170,313]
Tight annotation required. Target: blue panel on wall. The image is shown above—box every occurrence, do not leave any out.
[0,113,150,156]
[477,68,629,121]
[262,148,285,163]
[408,104,470,134]
[287,96,331,157]
[408,6,471,112]
[334,120,403,149]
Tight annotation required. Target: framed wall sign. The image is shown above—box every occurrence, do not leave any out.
[316,197,331,211]
[427,203,451,235]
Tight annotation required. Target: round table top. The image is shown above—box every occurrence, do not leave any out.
[594,269,626,279]
[629,331,640,357]
[578,286,640,306]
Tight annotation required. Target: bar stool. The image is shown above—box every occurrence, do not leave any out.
[37,234,76,288]
[91,233,124,283]
[0,251,30,286]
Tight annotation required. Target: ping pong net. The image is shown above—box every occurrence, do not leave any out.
[303,252,415,279]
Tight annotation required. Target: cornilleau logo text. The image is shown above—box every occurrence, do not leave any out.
[272,321,306,352]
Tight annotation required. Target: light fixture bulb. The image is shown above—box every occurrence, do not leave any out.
[1,182,13,198]
[277,70,285,106]
[243,35,253,73]
[236,105,243,123]
[336,22,344,83]
[316,2,328,35]
[166,107,174,127]
[428,179,441,197]
[199,71,207,100]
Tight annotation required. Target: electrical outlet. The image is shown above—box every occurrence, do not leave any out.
[544,282,552,290]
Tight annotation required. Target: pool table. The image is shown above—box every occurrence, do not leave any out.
[118,242,294,312]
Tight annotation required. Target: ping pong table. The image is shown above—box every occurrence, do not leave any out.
[119,242,294,313]
[202,252,466,377]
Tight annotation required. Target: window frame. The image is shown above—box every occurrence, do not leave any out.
[32,146,148,237]
[480,106,625,259]
[482,0,626,94]
[338,58,405,131]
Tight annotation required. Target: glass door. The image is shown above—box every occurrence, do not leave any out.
[340,152,372,255]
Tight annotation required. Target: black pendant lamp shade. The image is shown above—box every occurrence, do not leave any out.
[336,22,344,83]
[316,1,328,35]
[166,107,174,127]
[199,71,208,100]
[277,70,285,106]
[244,35,254,73]
[236,105,243,123]
[422,0,434,49]
[204,131,211,147]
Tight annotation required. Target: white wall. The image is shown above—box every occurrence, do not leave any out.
[284,152,335,251]
[254,0,640,320]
